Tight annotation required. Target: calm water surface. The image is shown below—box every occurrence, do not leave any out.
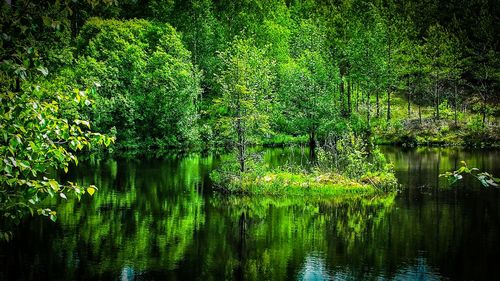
[1,147,499,281]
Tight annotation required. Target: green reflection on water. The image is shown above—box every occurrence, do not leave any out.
[203,194,396,281]
[4,147,500,280]
[38,151,397,280]
[50,155,213,276]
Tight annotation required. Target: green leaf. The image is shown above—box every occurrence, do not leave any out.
[9,137,19,148]
[42,16,51,27]
[87,186,96,196]
[4,165,12,175]
[479,178,489,187]
[37,66,49,76]
[486,179,499,187]
[19,161,30,170]
[47,188,55,198]
[49,214,57,222]
[48,180,59,191]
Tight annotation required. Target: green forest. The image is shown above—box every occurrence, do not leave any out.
[0,0,499,236]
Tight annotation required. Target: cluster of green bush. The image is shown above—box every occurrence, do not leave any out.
[63,19,202,154]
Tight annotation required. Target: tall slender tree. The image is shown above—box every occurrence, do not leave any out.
[215,39,275,172]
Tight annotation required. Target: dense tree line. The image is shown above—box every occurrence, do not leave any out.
[4,0,498,152]
[74,0,499,153]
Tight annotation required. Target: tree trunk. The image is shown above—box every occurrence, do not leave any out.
[435,77,440,120]
[340,64,349,116]
[387,90,391,121]
[236,98,245,172]
[355,83,359,112]
[15,77,20,92]
[407,78,411,117]
[387,29,392,122]
[340,80,345,115]
[407,92,411,117]
[418,104,422,124]
[463,105,467,123]
[236,118,245,172]
[454,84,458,127]
[482,102,486,128]
[71,2,79,37]
[367,92,371,126]
[333,84,337,105]
[309,130,316,160]
[347,78,351,116]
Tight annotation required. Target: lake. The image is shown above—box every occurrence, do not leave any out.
[1,146,499,280]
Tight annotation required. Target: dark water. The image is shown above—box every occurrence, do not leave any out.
[1,147,500,281]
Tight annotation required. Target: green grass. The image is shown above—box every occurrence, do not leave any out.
[214,170,398,198]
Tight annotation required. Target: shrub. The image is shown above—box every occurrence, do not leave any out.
[0,86,113,239]
[317,129,391,179]
[73,18,202,153]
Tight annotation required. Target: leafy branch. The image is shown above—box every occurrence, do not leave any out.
[439,161,499,187]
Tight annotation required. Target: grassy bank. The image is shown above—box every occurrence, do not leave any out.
[371,96,500,148]
[373,118,500,148]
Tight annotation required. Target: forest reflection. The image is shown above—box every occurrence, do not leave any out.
[1,147,500,280]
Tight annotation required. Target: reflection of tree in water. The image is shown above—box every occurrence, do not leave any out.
[49,156,210,278]
[204,194,396,281]
[3,148,499,280]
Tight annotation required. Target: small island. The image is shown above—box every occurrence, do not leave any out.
[211,128,398,198]
[213,169,397,197]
